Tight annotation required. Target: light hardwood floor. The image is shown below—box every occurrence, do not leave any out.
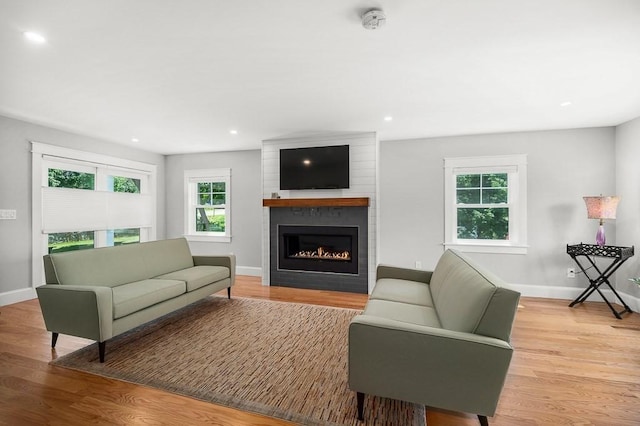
[1,276,639,425]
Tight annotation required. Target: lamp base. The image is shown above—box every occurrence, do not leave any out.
[596,224,606,246]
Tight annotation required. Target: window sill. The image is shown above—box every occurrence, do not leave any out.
[184,234,231,243]
[444,242,528,255]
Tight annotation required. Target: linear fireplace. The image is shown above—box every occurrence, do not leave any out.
[278,225,359,274]
[268,205,368,293]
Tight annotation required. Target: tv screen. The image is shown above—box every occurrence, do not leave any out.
[280,145,350,190]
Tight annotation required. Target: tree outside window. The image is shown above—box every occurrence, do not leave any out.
[456,173,509,240]
[196,182,226,233]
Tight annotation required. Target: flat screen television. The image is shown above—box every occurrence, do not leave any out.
[280,145,350,190]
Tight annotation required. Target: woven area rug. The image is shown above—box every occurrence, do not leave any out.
[51,296,425,426]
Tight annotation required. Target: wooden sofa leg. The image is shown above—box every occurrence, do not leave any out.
[98,341,106,363]
[227,287,231,299]
[356,392,364,421]
[478,415,489,426]
[51,332,59,348]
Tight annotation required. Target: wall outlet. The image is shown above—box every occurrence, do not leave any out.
[415,261,422,269]
[567,267,576,278]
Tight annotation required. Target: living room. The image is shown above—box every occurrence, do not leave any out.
[1,1,640,425]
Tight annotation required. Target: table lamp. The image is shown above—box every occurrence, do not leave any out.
[583,195,619,246]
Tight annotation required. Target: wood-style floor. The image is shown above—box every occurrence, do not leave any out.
[1,276,639,425]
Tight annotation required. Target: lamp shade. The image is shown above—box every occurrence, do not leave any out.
[583,196,620,220]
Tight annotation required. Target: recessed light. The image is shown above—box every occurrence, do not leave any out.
[230,130,238,135]
[131,138,139,142]
[384,116,393,122]
[560,101,572,107]
[23,31,46,44]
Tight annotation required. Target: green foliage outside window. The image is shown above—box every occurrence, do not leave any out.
[195,181,226,233]
[456,173,509,240]
[48,169,95,190]
[113,176,141,193]
[48,231,95,253]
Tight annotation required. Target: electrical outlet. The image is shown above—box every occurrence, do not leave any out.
[415,261,422,269]
[567,267,576,278]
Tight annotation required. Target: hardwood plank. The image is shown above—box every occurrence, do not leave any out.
[1,276,640,425]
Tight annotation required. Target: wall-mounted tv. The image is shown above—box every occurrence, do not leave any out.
[280,145,350,190]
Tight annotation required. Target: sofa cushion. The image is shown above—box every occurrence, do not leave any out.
[363,299,441,327]
[139,238,195,277]
[429,249,517,339]
[112,279,186,319]
[370,278,434,307]
[47,238,195,288]
[155,266,230,292]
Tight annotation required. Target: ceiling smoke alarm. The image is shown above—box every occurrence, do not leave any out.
[362,9,386,30]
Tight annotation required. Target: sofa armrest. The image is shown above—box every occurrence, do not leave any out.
[36,285,113,342]
[348,314,513,416]
[193,254,236,285]
[376,264,433,284]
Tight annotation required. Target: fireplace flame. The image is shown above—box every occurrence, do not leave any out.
[291,246,351,261]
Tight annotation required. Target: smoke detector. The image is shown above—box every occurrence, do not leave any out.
[362,9,386,30]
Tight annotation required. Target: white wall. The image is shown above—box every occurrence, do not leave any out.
[261,132,378,291]
[165,150,263,275]
[0,115,166,306]
[379,127,617,298]
[615,116,640,301]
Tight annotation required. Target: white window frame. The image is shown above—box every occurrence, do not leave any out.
[444,154,527,254]
[184,168,231,243]
[31,142,157,287]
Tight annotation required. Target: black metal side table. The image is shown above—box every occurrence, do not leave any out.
[566,243,634,319]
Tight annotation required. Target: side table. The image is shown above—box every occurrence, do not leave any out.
[566,243,634,319]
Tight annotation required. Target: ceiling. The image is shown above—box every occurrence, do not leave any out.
[1,1,639,155]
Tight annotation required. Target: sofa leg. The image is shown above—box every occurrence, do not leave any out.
[227,287,231,299]
[98,341,106,363]
[51,332,59,348]
[478,415,489,426]
[356,392,364,421]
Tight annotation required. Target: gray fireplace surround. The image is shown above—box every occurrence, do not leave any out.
[269,205,368,293]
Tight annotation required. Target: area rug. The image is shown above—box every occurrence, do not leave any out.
[51,296,426,426]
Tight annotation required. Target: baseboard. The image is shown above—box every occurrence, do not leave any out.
[0,287,37,307]
[236,266,262,277]
[509,283,640,313]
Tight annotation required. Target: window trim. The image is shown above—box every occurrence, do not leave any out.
[444,154,527,255]
[183,168,231,243]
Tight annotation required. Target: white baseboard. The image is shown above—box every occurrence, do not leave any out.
[236,266,262,277]
[0,287,37,307]
[509,283,639,313]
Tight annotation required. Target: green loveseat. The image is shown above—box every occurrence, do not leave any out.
[37,237,235,362]
[348,249,520,425]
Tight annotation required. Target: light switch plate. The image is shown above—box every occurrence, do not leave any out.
[0,209,17,220]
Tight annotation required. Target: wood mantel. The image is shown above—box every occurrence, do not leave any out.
[263,197,369,208]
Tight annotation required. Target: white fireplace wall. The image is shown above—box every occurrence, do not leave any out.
[261,132,378,292]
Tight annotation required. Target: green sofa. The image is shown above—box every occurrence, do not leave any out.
[348,249,520,426]
[37,237,235,362]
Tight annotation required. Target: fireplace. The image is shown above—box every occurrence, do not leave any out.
[278,225,358,274]
[268,205,368,293]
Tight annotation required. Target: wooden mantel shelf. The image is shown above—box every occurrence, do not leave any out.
[263,197,369,208]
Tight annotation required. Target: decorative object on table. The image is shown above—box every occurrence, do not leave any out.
[566,243,634,319]
[583,195,620,246]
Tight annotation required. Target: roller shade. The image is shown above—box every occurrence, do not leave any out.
[42,187,152,233]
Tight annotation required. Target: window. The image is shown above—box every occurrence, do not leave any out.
[444,155,527,254]
[32,142,157,287]
[184,169,231,242]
